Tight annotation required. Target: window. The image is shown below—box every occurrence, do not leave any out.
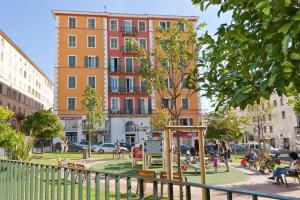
[138,38,147,49]
[69,17,76,28]
[181,78,188,89]
[85,56,98,68]
[280,97,284,106]
[139,98,149,114]
[263,126,267,133]
[178,22,185,31]
[273,100,277,107]
[162,98,171,109]
[0,52,3,61]
[68,76,76,89]
[88,18,96,29]
[181,98,189,109]
[125,58,133,72]
[111,77,119,92]
[281,111,286,119]
[87,76,96,88]
[179,118,193,126]
[111,98,120,112]
[138,21,146,32]
[110,57,120,72]
[0,38,4,47]
[68,56,76,68]
[68,98,76,110]
[110,37,118,49]
[68,35,76,48]
[110,19,118,30]
[87,36,96,48]
[269,126,273,133]
[126,78,134,92]
[165,77,173,88]
[160,21,170,29]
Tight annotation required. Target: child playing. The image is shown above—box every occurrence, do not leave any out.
[212,154,219,173]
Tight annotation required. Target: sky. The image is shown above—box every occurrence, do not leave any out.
[0,0,231,111]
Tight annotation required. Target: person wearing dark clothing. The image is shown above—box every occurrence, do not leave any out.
[194,139,199,156]
[220,140,230,172]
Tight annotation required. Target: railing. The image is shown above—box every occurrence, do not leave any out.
[121,46,136,54]
[0,160,298,200]
[108,86,148,93]
[108,67,139,73]
[109,108,152,115]
[120,26,137,35]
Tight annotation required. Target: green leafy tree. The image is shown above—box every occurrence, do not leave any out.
[204,109,247,141]
[192,0,300,110]
[82,86,106,158]
[150,109,169,131]
[134,18,202,199]
[21,109,63,153]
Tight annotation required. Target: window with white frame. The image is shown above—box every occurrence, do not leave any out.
[111,98,120,112]
[111,77,119,92]
[110,19,118,30]
[179,118,193,126]
[126,77,134,92]
[139,38,147,49]
[68,55,76,68]
[68,76,76,89]
[110,37,118,49]
[85,56,98,68]
[68,17,76,28]
[110,57,120,72]
[87,76,96,88]
[68,97,76,110]
[181,97,189,109]
[178,22,185,31]
[162,98,171,109]
[88,36,96,48]
[164,77,172,88]
[68,35,76,47]
[125,57,133,72]
[160,21,170,29]
[181,78,188,89]
[88,18,96,29]
[138,21,146,32]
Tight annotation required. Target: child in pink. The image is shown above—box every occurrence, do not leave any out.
[213,154,219,173]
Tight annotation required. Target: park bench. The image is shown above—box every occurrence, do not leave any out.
[67,162,87,182]
[136,169,156,194]
[160,171,187,197]
[282,169,300,187]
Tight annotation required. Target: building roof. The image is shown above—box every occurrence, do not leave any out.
[0,29,53,85]
[52,10,198,21]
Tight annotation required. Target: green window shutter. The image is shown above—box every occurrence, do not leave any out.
[133,78,136,92]
[85,56,88,67]
[148,98,152,114]
[138,99,141,114]
[123,98,127,113]
[96,56,99,67]
[118,58,122,72]
[120,77,125,92]
[108,57,111,69]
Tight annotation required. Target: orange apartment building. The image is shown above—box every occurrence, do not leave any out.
[53,10,201,146]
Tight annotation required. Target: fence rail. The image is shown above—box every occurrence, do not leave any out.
[0,159,298,200]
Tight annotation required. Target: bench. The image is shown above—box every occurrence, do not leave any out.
[282,169,300,187]
[160,171,187,197]
[136,169,156,194]
[67,162,87,182]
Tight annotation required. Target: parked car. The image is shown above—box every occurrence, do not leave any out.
[245,143,279,154]
[52,142,86,153]
[93,143,127,154]
[229,143,246,154]
[118,143,131,151]
[179,144,191,154]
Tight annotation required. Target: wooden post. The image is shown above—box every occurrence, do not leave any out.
[169,130,173,180]
[198,130,206,200]
[165,129,172,180]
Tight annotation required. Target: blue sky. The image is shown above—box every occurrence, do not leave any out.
[0,0,231,111]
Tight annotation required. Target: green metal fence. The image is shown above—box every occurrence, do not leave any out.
[0,160,298,200]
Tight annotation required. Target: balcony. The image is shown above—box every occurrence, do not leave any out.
[108,86,148,94]
[120,26,137,35]
[109,108,152,116]
[108,67,139,74]
[121,46,137,55]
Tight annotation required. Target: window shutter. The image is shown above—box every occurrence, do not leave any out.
[85,56,88,67]
[108,77,111,91]
[189,118,193,126]
[118,57,122,72]
[138,99,141,114]
[108,57,111,70]
[133,78,136,92]
[123,98,127,113]
[96,56,99,67]
[120,77,125,92]
[148,98,152,114]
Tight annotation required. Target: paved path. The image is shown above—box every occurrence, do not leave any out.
[73,160,300,199]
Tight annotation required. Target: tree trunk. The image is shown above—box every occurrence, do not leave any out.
[88,130,92,158]
[41,142,44,154]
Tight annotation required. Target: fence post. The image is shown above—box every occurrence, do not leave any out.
[126,177,131,200]
[63,168,69,200]
[87,172,91,200]
[78,171,83,200]
[30,164,34,200]
[45,166,50,200]
[34,165,39,200]
[205,188,211,200]
[138,178,144,200]
[71,169,76,200]
[227,191,232,200]
[57,167,61,200]
[115,175,120,200]
[40,165,44,200]
[168,182,173,200]
[95,172,101,200]
[153,180,158,200]
[252,195,258,200]
[25,163,30,200]
[186,185,191,200]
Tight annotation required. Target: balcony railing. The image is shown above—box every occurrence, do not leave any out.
[108,67,139,73]
[109,108,152,115]
[121,46,136,54]
[120,26,137,35]
[0,159,296,200]
[108,86,148,93]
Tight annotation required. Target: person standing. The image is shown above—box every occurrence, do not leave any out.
[64,138,68,153]
[220,140,230,172]
[212,140,220,156]
[60,138,65,153]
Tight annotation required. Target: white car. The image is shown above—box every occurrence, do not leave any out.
[92,143,127,154]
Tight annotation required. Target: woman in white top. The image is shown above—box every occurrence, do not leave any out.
[268,152,300,184]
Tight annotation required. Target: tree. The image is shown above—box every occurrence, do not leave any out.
[192,0,300,110]
[149,109,169,131]
[0,106,35,160]
[204,109,247,141]
[134,18,201,199]
[82,86,106,158]
[246,100,274,158]
[21,109,63,153]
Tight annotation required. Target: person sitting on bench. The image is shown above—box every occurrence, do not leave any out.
[268,152,300,185]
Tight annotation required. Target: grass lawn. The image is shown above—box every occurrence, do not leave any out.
[90,160,249,185]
